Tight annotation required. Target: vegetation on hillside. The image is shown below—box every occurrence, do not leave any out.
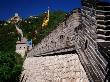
[0,23,23,82]
[0,23,17,51]
[19,11,66,44]
[0,52,23,82]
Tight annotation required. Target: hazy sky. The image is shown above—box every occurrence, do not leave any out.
[0,0,81,20]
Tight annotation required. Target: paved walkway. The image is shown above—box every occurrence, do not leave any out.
[20,54,89,82]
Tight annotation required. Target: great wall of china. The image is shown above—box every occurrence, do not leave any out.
[20,0,110,82]
[20,9,89,82]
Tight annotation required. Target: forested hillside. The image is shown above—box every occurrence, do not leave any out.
[19,11,66,44]
[0,23,23,82]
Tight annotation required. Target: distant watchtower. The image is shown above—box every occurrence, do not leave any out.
[16,38,32,57]
[16,38,28,57]
[8,13,22,24]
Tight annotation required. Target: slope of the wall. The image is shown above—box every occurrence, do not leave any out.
[27,9,81,57]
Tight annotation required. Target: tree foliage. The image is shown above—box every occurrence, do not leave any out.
[0,23,17,51]
[0,52,23,82]
[0,23,23,82]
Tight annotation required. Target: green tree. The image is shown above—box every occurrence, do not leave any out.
[0,23,17,51]
[0,22,23,82]
[0,52,23,82]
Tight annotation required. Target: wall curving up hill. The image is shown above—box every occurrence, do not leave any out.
[27,9,81,57]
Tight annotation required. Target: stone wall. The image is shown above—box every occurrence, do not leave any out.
[74,2,108,82]
[20,54,89,82]
[27,9,81,57]
[20,9,89,82]
[20,3,110,81]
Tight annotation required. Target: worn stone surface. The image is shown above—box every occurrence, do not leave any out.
[20,54,89,82]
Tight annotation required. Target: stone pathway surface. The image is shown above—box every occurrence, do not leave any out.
[20,54,89,82]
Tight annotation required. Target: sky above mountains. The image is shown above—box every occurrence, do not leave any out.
[0,0,81,20]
